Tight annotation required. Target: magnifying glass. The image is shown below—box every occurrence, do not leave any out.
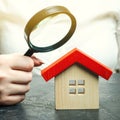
[24,6,76,56]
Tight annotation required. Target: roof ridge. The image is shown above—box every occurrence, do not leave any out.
[41,48,112,81]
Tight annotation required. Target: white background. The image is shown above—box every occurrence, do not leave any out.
[0,0,120,70]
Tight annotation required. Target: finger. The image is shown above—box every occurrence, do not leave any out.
[0,95,25,105]
[10,70,32,84]
[31,56,44,67]
[5,84,30,95]
[10,54,34,71]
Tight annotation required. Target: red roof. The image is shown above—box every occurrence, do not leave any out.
[41,48,112,81]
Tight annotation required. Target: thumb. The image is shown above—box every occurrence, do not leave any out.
[31,56,44,67]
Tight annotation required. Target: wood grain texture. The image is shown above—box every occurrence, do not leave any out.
[55,64,99,109]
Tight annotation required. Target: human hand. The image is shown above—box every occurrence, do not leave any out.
[0,54,43,105]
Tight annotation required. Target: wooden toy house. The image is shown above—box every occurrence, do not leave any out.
[41,48,112,110]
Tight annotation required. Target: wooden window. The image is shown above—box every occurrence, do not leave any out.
[69,80,76,86]
[78,80,85,85]
[69,88,76,94]
[78,88,85,94]
[69,80,85,95]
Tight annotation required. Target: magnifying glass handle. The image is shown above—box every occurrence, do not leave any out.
[24,49,34,56]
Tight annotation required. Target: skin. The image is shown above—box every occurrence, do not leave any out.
[0,54,43,105]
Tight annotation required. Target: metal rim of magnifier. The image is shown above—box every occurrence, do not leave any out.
[24,6,76,52]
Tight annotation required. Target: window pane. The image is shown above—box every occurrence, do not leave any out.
[78,80,85,85]
[69,80,76,86]
[78,88,85,94]
[69,88,76,94]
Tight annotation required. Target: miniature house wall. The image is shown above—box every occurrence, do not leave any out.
[55,63,99,109]
[41,48,112,110]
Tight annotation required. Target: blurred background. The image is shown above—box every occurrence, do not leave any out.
[0,0,120,71]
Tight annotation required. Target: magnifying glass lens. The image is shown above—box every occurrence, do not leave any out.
[30,14,71,48]
[24,6,76,56]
